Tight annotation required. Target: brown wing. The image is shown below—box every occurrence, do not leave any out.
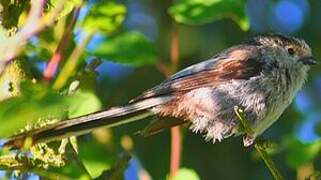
[131,45,263,102]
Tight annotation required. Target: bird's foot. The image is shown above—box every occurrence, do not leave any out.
[243,135,255,147]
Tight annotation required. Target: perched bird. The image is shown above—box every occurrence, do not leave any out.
[6,34,317,148]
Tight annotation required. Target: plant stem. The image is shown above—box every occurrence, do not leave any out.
[169,24,181,178]
[0,0,66,74]
[234,106,284,180]
[44,6,81,80]
[53,30,95,90]
[254,144,284,180]
[170,127,181,177]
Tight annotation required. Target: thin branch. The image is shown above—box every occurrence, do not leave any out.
[234,106,284,180]
[170,127,181,177]
[53,30,96,90]
[155,24,182,178]
[169,24,181,178]
[170,23,179,70]
[0,0,66,74]
[234,106,254,136]
[0,155,70,180]
[156,63,172,77]
[43,6,81,80]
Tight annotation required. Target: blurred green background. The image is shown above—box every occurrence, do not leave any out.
[0,0,321,179]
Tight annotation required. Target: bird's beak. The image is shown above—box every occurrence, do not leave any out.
[300,57,318,65]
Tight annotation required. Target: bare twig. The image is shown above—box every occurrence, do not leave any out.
[44,6,82,80]
[53,30,96,90]
[156,63,172,77]
[0,154,70,180]
[170,126,181,177]
[155,24,181,178]
[234,106,284,180]
[169,24,181,178]
[0,0,66,74]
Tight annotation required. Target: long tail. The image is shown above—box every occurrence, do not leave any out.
[5,96,172,148]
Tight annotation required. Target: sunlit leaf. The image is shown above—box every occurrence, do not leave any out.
[174,168,200,180]
[68,90,102,118]
[78,140,115,178]
[0,27,8,42]
[168,0,249,30]
[0,82,69,137]
[286,139,321,168]
[96,155,130,180]
[92,31,157,66]
[50,0,82,20]
[83,2,126,33]
[0,81,101,137]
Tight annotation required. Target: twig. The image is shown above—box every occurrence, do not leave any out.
[254,144,283,180]
[155,23,181,178]
[0,0,66,74]
[43,6,81,80]
[0,152,69,179]
[156,63,172,77]
[170,23,179,70]
[234,106,284,180]
[53,30,96,90]
[169,24,181,178]
[170,127,181,177]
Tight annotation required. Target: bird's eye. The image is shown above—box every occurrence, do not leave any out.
[287,47,295,55]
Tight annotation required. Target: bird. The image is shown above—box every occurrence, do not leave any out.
[5,34,317,148]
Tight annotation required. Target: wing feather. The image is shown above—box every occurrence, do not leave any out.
[131,45,263,102]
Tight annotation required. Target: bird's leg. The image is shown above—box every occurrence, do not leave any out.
[234,106,283,180]
[233,106,255,147]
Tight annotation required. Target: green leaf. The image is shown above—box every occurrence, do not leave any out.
[95,155,130,180]
[168,0,249,31]
[78,140,115,178]
[174,168,200,180]
[50,0,82,20]
[68,90,102,118]
[83,2,126,33]
[0,82,69,137]
[0,82,101,137]
[92,31,157,66]
[286,139,321,168]
[0,26,8,42]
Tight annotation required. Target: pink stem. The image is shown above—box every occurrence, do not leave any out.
[169,24,181,178]
[43,8,80,80]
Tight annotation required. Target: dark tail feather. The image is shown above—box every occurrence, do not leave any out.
[5,96,172,148]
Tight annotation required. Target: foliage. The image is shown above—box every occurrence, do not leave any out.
[285,137,321,169]
[91,31,158,66]
[174,168,200,180]
[82,2,126,33]
[169,0,249,30]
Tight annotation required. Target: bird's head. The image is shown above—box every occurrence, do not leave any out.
[251,34,317,70]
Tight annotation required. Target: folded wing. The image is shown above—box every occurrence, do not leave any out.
[132,45,263,102]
